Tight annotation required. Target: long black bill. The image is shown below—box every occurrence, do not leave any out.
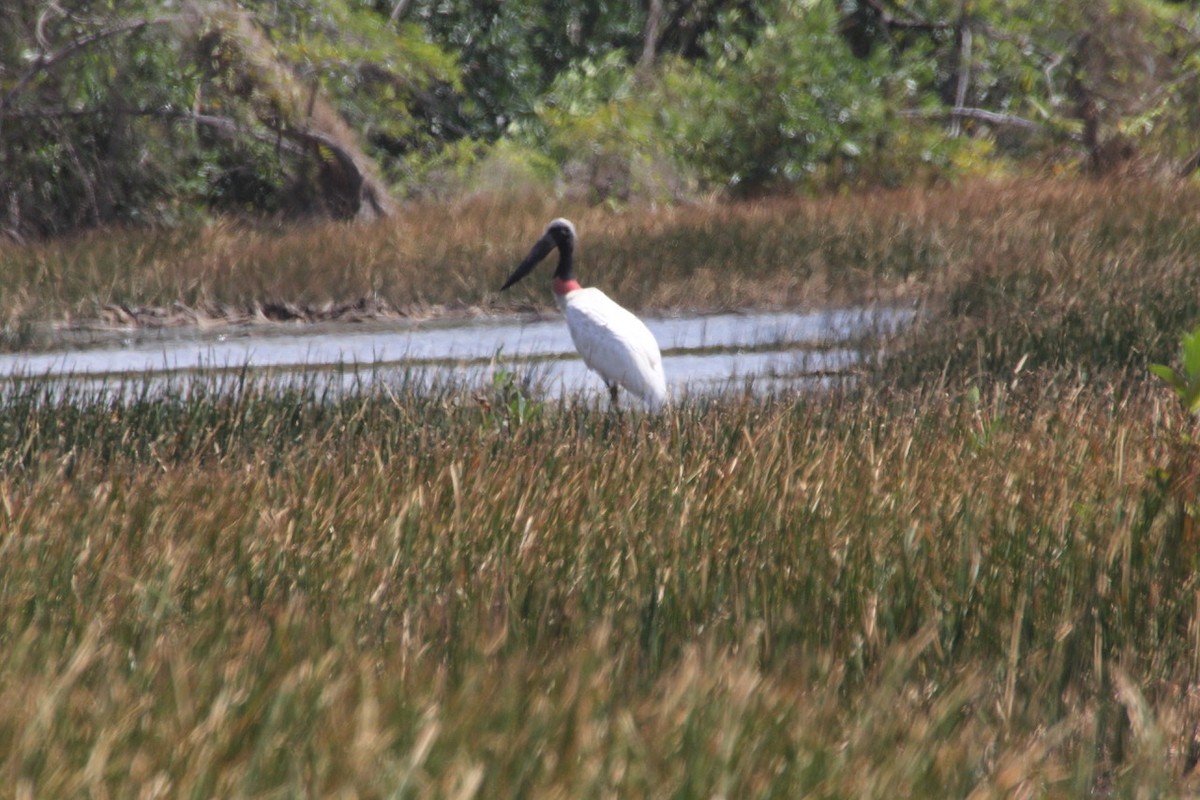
[500,232,556,290]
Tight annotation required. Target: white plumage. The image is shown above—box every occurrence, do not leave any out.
[557,287,668,411]
[500,218,669,411]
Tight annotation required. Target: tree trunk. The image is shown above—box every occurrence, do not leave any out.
[638,0,664,75]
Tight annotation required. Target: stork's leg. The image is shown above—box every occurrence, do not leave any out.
[608,382,620,408]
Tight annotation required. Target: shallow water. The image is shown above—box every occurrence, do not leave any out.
[0,307,913,402]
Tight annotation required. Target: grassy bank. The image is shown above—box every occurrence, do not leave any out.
[3,178,1200,383]
[4,177,1200,795]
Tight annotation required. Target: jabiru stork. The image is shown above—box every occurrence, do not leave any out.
[501,218,668,411]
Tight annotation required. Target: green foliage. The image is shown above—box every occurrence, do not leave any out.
[189,0,458,211]
[1150,327,1200,414]
[0,0,460,236]
[4,0,1200,236]
[400,137,558,200]
[839,0,1200,170]
[412,1,648,141]
[0,2,202,235]
[243,0,459,153]
[662,4,942,192]
[521,52,691,204]
[486,362,544,428]
[514,2,965,199]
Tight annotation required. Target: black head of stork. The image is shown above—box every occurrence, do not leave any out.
[500,218,577,291]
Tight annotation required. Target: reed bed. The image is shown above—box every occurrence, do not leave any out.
[1,372,1198,796]
[3,177,1200,795]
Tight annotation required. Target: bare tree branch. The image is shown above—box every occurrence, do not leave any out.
[0,16,179,117]
[281,124,392,219]
[176,110,309,157]
[178,110,391,219]
[638,0,665,74]
[389,0,414,25]
[950,1,972,138]
[902,106,1051,134]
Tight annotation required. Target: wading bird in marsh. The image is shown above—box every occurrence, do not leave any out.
[501,218,668,411]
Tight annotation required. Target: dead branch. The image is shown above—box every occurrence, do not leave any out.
[901,106,1050,134]
[178,110,391,219]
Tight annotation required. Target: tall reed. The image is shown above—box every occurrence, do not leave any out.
[0,373,1194,795]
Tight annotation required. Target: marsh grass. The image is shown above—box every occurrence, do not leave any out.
[5,178,1200,379]
[5,178,1200,795]
[2,371,1200,796]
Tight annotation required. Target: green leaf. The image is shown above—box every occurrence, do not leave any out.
[1183,328,1200,379]
[1149,362,1183,393]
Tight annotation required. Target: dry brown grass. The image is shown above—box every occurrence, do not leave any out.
[0,373,1197,795]
[2,177,1198,795]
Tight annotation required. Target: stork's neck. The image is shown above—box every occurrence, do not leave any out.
[552,239,576,289]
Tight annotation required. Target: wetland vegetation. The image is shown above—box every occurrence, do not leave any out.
[6,0,1200,795]
[3,178,1200,795]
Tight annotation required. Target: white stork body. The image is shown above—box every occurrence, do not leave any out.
[500,218,669,411]
[556,286,668,411]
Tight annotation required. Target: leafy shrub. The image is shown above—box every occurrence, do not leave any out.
[515,3,964,200]
[658,3,959,193]
[520,52,695,205]
[400,138,558,201]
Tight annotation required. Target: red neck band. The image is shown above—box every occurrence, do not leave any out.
[552,278,582,295]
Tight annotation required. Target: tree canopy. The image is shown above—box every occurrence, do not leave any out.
[1,0,1198,239]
